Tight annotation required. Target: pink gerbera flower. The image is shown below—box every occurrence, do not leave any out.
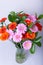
[13,32,22,43]
[23,40,32,50]
[16,23,27,34]
[28,15,36,22]
[30,25,38,32]
[6,29,14,40]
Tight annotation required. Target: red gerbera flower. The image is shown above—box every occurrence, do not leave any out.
[0,26,6,33]
[35,22,42,31]
[24,19,32,26]
[0,17,7,22]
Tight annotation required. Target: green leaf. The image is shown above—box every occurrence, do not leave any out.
[15,43,22,48]
[20,21,26,25]
[36,32,38,37]
[38,14,43,19]
[28,23,33,28]
[8,14,14,22]
[10,11,16,16]
[34,36,42,43]
[21,16,26,21]
[14,18,19,22]
[8,14,17,22]
[30,43,35,54]
[8,11,18,22]
[27,29,32,33]
[35,42,41,47]
[17,11,23,14]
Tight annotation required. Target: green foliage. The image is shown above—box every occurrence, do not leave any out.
[28,23,33,28]
[27,29,32,33]
[14,42,22,49]
[33,36,42,47]
[38,14,43,19]
[10,11,16,16]
[8,14,15,22]
[30,43,35,54]
[35,32,38,37]
[35,42,41,47]
[8,11,27,23]
[8,11,17,22]
[34,36,42,43]
[21,16,26,21]
[17,11,23,14]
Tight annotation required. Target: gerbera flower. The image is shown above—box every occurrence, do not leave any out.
[24,19,32,26]
[0,17,7,22]
[8,22,17,30]
[0,32,9,41]
[35,22,42,31]
[23,40,32,50]
[16,23,27,34]
[0,26,6,33]
[30,25,38,32]
[28,15,36,22]
[25,32,36,40]
[6,29,14,40]
[13,32,22,43]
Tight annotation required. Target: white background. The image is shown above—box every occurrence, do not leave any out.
[0,0,43,65]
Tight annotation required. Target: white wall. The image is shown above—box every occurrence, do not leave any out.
[0,0,43,65]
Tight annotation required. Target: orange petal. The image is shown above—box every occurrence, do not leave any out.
[25,32,36,40]
[8,22,17,30]
[0,32,9,41]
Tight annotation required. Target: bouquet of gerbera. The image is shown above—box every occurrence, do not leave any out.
[0,11,43,63]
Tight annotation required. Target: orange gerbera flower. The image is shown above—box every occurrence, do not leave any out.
[25,32,36,40]
[0,32,9,41]
[8,22,17,30]
[0,26,6,33]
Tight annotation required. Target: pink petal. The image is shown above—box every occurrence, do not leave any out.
[30,25,38,32]
[23,40,32,50]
